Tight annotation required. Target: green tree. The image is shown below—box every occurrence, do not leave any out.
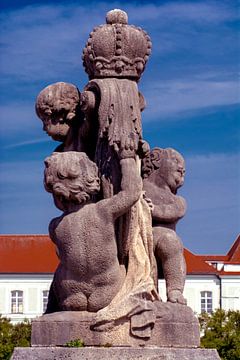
[199,309,240,360]
[0,315,31,360]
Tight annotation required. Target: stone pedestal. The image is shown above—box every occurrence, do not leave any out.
[11,347,221,360]
[32,303,200,348]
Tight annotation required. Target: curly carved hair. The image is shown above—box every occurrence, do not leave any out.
[44,152,100,204]
[142,147,185,178]
[36,82,80,122]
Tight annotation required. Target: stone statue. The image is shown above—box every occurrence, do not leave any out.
[36,82,98,158]
[43,148,141,313]
[142,147,187,305]
[80,9,151,198]
[31,8,203,354]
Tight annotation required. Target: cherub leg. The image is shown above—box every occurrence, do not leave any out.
[61,291,88,311]
[153,227,187,305]
[88,278,124,312]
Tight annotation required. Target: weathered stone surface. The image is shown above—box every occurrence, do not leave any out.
[36,82,81,149]
[82,9,152,80]
[43,151,142,314]
[11,347,221,360]
[142,148,187,304]
[31,303,200,348]
[35,82,97,155]
[31,7,219,354]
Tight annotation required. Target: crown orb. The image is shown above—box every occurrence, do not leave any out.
[115,48,122,56]
[136,62,144,73]
[106,9,128,25]
[115,60,125,73]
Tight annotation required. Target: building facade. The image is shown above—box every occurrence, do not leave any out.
[0,234,239,323]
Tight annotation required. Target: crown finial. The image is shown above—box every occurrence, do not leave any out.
[83,9,151,80]
[106,9,128,25]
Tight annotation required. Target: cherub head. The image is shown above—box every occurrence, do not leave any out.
[44,152,100,211]
[36,82,80,142]
[142,148,185,193]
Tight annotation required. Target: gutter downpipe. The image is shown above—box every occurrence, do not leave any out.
[217,274,222,310]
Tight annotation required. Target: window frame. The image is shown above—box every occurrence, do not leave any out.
[11,290,23,314]
[42,290,49,313]
[200,290,213,313]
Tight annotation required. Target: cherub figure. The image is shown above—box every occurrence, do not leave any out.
[142,147,187,305]
[36,82,94,154]
[44,147,142,313]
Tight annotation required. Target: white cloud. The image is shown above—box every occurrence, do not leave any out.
[0,1,238,252]
[0,153,239,254]
[142,77,239,120]
[0,1,237,81]
[4,137,49,149]
[1,74,238,136]
[129,1,237,24]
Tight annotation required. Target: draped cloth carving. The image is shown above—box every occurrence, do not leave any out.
[92,191,159,338]
[85,78,142,152]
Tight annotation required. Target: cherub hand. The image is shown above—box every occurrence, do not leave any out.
[113,134,138,159]
[143,192,154,213]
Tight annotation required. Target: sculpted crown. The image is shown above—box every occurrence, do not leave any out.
[82,9,152,80]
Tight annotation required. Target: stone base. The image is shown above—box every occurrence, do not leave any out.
[11,347,221,360]
[31,302,200,348]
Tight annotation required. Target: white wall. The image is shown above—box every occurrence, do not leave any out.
[0,274,52,324]
[221,276,240,311]
[158,275,220,314]
[0,273,239,323]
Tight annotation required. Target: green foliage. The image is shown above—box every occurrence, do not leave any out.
[199,309,240,360]
[0,315,31,360]
[65,338,85,347]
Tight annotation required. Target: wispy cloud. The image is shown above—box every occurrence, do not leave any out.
[4,137,49,149]
[142,76,239,120]
[0,1,237,82]
[129,1,238,24]
[0,153,238,253]
[0,1,239,252]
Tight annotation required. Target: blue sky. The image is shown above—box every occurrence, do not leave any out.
[0,0,239,254]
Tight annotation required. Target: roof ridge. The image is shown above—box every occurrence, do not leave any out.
[227,234,240,261]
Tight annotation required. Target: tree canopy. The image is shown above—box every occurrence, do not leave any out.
[0,315,31,360]
[199,309,240,360]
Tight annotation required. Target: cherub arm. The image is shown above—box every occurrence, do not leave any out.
[152,195,186,223]
[97,157,142,220]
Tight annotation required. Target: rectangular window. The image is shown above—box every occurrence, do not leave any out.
[11,290,23,314]
[201,291,212,313]
[42,290,49,313]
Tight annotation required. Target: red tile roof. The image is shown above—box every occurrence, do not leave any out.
[0,235,58,273]
[184,248,217,275]
[196,235,240,264]
[199,255,227,261]
[0,234,239,275]
[227,235,240,262]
